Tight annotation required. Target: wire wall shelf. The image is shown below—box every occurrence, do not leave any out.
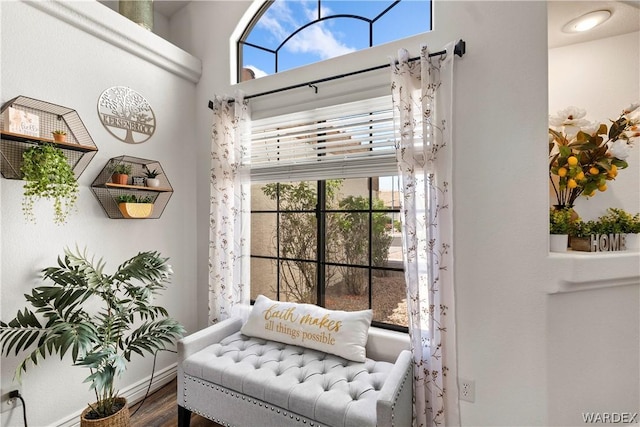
[0,96,98,179]
[91,155,173,219]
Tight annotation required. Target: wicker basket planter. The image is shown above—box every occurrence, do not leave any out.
[118,202,153,219]
[80,397,130,427]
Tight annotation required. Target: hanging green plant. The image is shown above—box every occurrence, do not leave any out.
[21,144,79,224]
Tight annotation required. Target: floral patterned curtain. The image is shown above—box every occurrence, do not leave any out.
[209,96,251,324]
[391,43,460,427]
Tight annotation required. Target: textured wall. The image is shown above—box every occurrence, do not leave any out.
[0,1,199,425]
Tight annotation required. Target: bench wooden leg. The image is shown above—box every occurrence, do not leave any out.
[178,405,192,427]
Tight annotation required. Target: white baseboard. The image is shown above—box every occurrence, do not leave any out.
[54,363,177,427]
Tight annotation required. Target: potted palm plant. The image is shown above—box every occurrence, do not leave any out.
[0,247,185,427]
[21,143,79,224]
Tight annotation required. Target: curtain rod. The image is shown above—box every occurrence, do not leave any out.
[208,39,466,109]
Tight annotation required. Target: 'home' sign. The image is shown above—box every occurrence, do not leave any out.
[572,233,627,252]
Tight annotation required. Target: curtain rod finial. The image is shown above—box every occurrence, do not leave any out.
[454,40,466,57]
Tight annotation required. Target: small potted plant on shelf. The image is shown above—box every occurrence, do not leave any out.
[570,219,601,252]
[110,162,132,185]
[601,208,640,250]
[570,213,630,252]
[21,143,78,224]
[143,165,162,188]
[51,130,67,143]
[549,207,572,252]
[0,247,185,427]
[117,194,154,218]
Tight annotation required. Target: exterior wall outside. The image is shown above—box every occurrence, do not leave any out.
[0,1,199,426]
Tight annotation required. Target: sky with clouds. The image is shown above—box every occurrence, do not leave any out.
[243,0,431,78]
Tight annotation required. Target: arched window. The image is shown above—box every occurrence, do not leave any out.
[238,0,431,81]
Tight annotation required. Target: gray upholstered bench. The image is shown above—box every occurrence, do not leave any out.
[177,311,412,427]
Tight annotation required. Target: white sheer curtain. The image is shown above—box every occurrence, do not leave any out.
[391,43,460,427]
[208,96,251,324]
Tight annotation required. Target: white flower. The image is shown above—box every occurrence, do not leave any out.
[549,107,591,138]
[580,121,600,136]
[608,139,632,160]
[623,102,640,115]
[624,128,640,143]
[549,106,589,128]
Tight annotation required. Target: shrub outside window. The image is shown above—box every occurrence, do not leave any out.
[250,177,407,330]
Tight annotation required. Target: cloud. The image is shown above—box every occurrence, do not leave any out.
[287,25,355,60]
[257,1,298,41]
[256,0,355,60]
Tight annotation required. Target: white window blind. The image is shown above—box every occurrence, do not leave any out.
[245,95,399,182]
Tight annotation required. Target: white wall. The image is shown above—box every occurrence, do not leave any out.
[547,30,640,426]
[549,31,640,221]
[1,1,636,426]
[170,1,552,425]
[0,1,200,426]
[169,1,639,426]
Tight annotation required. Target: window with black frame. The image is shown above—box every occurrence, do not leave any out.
[250,176,407,330]
[238,0,432,81]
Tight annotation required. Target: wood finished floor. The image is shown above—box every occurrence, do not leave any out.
[130,378,221,427]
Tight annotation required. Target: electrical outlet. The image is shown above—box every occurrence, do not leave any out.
[459,378,475,403]
[1,388,22,414]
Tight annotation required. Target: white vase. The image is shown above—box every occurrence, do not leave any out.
[550,234,568,252]
[146,178,160,188]
[624,233,639,251]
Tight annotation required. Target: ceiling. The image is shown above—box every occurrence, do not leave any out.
[153,0,189,18]
[548,1,640,48]
[99,0,189,18]
[102,1,639,48]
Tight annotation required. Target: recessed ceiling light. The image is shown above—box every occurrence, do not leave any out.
[562,10,612,33]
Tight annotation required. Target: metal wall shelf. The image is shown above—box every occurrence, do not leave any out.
[0,96,98,179]
[91,155,173,219]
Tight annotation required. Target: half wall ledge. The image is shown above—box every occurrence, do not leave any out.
[547,251,640,294]
[25,0,202,84]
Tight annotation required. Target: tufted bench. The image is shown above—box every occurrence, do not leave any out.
[177,316,412,427]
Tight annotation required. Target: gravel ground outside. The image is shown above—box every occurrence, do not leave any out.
[325,274,408,327]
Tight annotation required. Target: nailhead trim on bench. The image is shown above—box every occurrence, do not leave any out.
[390,361,411,427]
[183,375,325,427]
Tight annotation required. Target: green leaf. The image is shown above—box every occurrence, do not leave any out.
[0,246,184,399]
[612,158,629,169]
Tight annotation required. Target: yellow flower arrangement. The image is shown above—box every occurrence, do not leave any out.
[549,103,639,207]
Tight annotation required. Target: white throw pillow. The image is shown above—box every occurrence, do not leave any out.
[241,295,373,362]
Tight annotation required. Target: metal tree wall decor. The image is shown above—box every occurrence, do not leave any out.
[97,86,156,144]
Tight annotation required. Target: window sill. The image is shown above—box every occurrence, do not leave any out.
[25,1,202,83]
[547,250,640,294]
